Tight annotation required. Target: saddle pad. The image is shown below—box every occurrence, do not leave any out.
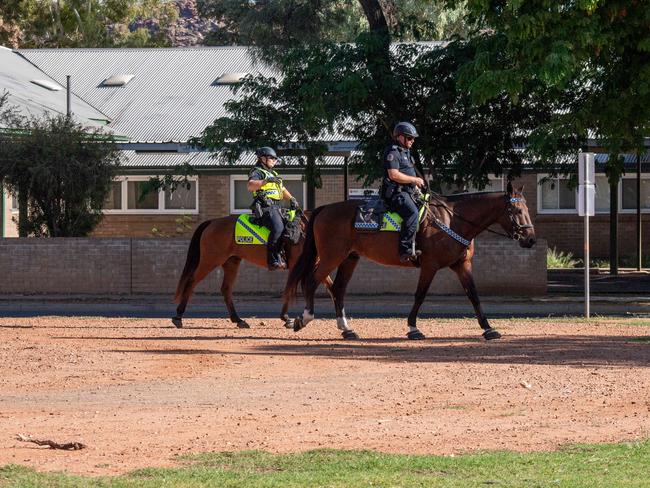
[235,214,270,245]
[234,210,297,245]
[354,206,426,232]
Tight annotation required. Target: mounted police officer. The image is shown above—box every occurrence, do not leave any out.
[380,122,427,263]
[247,147,299,270]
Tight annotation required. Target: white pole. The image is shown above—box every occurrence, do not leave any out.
[584,189,590,319]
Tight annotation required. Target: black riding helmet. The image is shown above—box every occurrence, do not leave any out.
[393,122,419,138]
[256,147,278,159]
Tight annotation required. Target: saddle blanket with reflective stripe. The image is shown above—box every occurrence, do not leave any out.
[354,205,425,232]
[234,210,297,245]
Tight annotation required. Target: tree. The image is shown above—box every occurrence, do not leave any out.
[0,109,121,237]
[0,0,178,48]
[197,37,558,189]
[198,0,472,47]
[461,0,650,170]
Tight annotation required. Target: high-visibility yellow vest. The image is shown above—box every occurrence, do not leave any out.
[250,166,283,201]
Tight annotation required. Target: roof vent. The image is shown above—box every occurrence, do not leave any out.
[30,79,63,91]
[102,74,135,87]
[214,72,249,85]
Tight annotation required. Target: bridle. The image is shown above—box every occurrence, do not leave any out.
[506,196,534,241]
[428,192,534,243]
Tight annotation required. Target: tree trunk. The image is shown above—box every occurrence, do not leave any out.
[356,0,404,122]
[17,190,28,237]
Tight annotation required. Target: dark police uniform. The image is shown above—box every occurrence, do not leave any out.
[381,144,419,257]
[249,162,285,268]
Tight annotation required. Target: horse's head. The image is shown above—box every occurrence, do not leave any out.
[499,182,536,248]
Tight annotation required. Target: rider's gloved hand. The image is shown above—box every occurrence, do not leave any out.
[289,197,299,209]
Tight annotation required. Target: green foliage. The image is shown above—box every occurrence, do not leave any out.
[0,110,121,237]
[197,0,471,48]
[197,37,560,188]
[2,441,650,486]
[547,247,580,269]
[0,0,177,48]
[462,0,650,179]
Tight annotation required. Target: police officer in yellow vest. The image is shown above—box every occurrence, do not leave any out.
[247,147,298,270]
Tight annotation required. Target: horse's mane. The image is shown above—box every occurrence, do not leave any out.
[438,191,505,203]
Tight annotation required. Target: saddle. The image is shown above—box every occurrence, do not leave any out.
[235,209,301,245]
[354,193,428,232]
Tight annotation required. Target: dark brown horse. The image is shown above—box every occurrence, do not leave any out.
[284,183,535,340]
[173,211,333,328]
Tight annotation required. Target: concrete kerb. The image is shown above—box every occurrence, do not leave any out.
[1,294,649,319]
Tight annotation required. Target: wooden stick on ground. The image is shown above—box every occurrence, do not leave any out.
[16,434,86,450]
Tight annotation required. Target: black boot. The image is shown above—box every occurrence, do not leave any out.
[267,250,286,271]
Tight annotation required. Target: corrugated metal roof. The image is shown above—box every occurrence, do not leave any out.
[121,150,348,168]
[18,45,443,144]
[0,46,110,127]
[18,47,277,143]
[595,152,650,164]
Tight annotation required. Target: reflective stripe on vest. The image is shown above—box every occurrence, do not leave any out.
[251,166,283,200]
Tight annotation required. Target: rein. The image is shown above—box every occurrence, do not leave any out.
[427,192,533,243]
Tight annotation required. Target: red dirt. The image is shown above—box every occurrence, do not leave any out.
[1,315,649,476]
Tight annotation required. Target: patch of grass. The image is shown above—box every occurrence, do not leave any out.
[2,441,650,487]
[547,247,580,268]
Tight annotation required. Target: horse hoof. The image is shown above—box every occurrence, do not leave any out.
[284,318,295,329]
[342,330,359,340]
[407,329,426,340]
[483,328,502,340]
[293,317,304,332]
[171,316,183,328]
[236,320,251,329]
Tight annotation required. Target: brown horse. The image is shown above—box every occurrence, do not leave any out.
[173,211,333,329]
[284,183,535,340]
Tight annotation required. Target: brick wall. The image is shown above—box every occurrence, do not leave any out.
[0,237,547,296]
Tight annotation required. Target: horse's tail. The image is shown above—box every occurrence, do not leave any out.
[284,206,324,302]
[174,220,211,303]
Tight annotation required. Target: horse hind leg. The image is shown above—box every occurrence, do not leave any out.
[331,254,361,340]
[221,257,250,329]
[173,255,222,328]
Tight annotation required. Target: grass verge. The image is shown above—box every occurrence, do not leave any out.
[2,441,650,487]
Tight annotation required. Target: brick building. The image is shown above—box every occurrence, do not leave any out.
[2,46,650,260]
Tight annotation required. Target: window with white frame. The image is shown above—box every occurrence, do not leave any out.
[537,173,650,214]
[230,174,306,214]
[594,174,610,213]
[538,175,576,212]
[103,176,199,214]
[621,175,650,212]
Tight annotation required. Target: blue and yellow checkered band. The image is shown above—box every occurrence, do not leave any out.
[510,197,523,203]
[433,217,471,248]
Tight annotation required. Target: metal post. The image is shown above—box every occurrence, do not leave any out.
[66,75,71,116]
[584,179,590,319]
[0,181,5,238]
[637,151,642,270]
[610,179,619,275]
[306,154,315,210]
[343,156,349,201]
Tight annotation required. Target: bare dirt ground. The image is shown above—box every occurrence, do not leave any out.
[1,315,649,476]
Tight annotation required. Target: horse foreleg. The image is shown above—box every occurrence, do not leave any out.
[221,257,249,329]
[406,267,437,340]
[450,259,501,340]
[331,254,360,339]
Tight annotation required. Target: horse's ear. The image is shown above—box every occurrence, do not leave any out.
[517,185,525,195]
[507,181,513,195]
